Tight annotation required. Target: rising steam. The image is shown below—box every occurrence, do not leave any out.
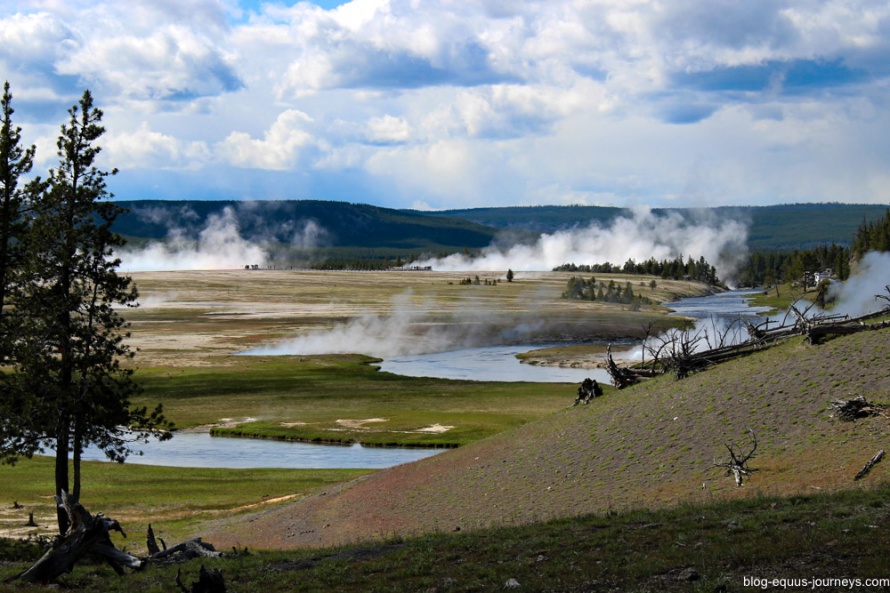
[118,207,268,272]
[412,207,749,281]
[829,251,890,317]
[242,292,488,358]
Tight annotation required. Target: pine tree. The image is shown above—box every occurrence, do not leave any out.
[10,90,170,532]
[0,82,42,468]
[0,82,38,357]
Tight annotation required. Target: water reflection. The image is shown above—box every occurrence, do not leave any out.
[376,345,611,384]
[80,431,443,469]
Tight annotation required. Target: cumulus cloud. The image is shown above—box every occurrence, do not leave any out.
[5,0,890,207]
[104,123,210,169]
[218,110,315,170]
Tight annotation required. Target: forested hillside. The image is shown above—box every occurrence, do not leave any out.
[432,203,889,250]
[112,199,888,261]
[113,200,498,252]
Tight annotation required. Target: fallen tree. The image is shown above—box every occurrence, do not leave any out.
[608,296,890,387]
[12,493,236,585]
[16,491,142,584]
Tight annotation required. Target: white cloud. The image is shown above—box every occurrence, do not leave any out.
[366,114,411,143]
[4,0,890,208]
[217,109,315,170]
[104,122,210,169]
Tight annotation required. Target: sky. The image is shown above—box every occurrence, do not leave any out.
[2,0,890,211]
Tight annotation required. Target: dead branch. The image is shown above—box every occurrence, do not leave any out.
[854,450,885,481]
[713,430,759,487]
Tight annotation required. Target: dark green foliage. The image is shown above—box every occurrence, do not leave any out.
[556,255,719,284]
[562,276,653,307]
[736,243,852,287]
[432,203,890,250]
[851,208,890,257]
[0,82,38,359]
[0,89,170,529]
[113,199,498,251]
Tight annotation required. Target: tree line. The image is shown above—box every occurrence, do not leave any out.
[0,83,169,534]
[735,210,890,288]
[554,255,720,285]
[851,209,890,256]
[562,277,653,309]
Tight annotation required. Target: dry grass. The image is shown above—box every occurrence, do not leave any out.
[125,269,701,368]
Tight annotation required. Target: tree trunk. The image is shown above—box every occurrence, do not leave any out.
[54,413,70,535]
[17,491,142,584]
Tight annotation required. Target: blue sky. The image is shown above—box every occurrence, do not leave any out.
[2,0,890,210]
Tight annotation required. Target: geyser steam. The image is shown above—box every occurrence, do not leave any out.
[413,207,748,281]
[119,207,268,272]
[829,251,890,317]
[243,293,485,358]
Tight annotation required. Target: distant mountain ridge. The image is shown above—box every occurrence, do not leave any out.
[428,203,890,251]
[113,199,888,255]
[113,199,498,252]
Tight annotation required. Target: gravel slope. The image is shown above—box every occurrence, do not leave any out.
[202,327,890,550]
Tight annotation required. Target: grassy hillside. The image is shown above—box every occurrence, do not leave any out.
[203,326,890,550]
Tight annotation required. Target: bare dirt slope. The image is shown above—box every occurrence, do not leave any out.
[202,328,890,550]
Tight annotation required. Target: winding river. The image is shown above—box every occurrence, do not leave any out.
[82,290,764,469]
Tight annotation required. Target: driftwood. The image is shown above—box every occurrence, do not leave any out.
[854,450,885,481]
[714,431,758,487]
[829,396,885,422]
[16,491,143,584]
[627,302,890,386]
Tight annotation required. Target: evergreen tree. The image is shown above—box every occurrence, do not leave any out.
[0,82,38,356]
[0,82,42,467]
[7,91,170,532]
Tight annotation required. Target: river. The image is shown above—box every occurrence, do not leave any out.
[79,432,443,469]
[376,289,769,383]
[83,290,764,469]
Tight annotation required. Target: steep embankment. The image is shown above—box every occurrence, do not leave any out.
[203,328,890,550]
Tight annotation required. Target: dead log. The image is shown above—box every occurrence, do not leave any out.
[829,396,885,422]
[146,523,162,556]
[606,344,641,389]
[854,450,885,481]
[16,492,143,584]
[150,538,227,565]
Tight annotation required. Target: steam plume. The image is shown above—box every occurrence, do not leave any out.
[119,207,268,271]
[829,251,890,317]
[413,207,748,281]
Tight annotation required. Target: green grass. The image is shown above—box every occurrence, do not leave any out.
[2,482,888,592]
[0,456,370,546]
[134,354,575,447]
